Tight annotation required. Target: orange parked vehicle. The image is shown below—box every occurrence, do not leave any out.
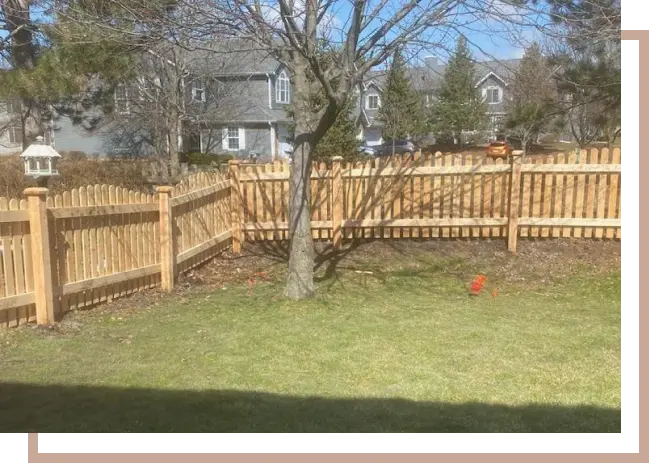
[486,134,512,158]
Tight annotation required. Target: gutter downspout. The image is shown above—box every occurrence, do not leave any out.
[269,121,276,162]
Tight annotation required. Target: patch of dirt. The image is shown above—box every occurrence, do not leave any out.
[185,238,619,291]
[306,238,620,287]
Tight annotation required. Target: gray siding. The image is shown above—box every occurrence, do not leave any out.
[52,117,154,157]
[202,123,272,162]
[478,75,508,114]
[52,117,112,155]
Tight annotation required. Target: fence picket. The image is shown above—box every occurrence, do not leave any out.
[584,149,599,239]
[472,156,482,238]
[552,154,565,238]
[595,148,610,239]
[481,157,493,239]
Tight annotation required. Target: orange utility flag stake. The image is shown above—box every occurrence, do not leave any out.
[470,275,487,295]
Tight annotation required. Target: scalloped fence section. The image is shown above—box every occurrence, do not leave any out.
[1,172,232,327]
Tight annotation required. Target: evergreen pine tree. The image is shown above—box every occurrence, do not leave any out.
[377,48,427,145]
[285,43,360,161]
[429,37,486,146]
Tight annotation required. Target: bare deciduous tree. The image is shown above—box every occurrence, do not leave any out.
[198,0,469,299]
[100,43,259,178]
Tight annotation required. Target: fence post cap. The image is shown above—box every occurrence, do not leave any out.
[228,159,240,165]
[23,187,49,197]
[155,185,174,194]
[332,156,343,161]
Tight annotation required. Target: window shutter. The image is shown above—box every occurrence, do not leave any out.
[222,127,228,150]
[239,128,246,150]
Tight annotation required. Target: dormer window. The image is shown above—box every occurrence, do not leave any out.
[276,70,290,104]
[192,79,206,102]
[485,86,502,104]
[366,94,380,110]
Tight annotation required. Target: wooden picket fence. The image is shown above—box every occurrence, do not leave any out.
[0,148,621,327]
[233,148,621,248]
[0,172,232,327]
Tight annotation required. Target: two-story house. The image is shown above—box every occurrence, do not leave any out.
[354,56,520,146]
[0,42,297,162]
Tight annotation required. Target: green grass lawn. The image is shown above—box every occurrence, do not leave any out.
[0,242,621,432]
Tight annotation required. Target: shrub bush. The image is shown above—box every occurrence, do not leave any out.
[181,152,234,165]
[0,153,151,199]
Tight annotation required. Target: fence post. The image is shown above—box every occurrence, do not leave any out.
[332,156,343,250]
[156,186,176,292]
[229,160,242,253]
[508,151,524,253]
[24,188,56,325]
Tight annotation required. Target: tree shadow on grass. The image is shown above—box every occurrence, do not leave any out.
[0,383,620,433]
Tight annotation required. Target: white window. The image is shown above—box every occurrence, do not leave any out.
[7,100,20,114]
[222,127,246,151]
[425,93,435,107]
[114,84,130,114]
[139,77,159,100]
[486,87,501,104]
[276,71,290,104]
[192,79,206,102]
[366,94,380,110]
[8,125,22,145]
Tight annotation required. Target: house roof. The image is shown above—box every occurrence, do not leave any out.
[184,39,282,76]
[365,58,521,92]
[185,39,520,86]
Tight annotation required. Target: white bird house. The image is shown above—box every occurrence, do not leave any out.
[20,136,61,180]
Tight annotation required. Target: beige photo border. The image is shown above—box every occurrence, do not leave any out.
[22,31,641,463]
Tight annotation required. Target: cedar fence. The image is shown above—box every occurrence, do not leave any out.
[1,148,620,327]
[0,172,232,327]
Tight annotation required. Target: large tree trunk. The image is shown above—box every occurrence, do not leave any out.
[285,122,316,299]
[285,65,316,300]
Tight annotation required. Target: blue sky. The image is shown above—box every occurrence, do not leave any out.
[318,0,549,66]
[2,1,547,67]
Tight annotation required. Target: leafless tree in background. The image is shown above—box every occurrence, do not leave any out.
[99,42,259,178]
